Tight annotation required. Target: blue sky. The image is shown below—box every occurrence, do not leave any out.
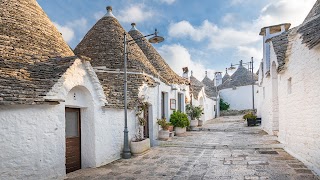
[38,0,316,80]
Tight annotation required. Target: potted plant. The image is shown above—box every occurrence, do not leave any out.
[186,104,204,129]
[243,112,257,126]
[157,118,170,141]
[130,99,150,155]
[170,111,190,136]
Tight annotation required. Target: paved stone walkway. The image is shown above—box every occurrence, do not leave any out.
[67,116,319,180]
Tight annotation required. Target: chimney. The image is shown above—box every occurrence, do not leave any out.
[105,6,115,18]
[214,72,222,86]
[182,67,189,79]
[259,23,290,76]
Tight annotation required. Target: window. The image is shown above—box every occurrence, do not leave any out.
[288,78,292,94]
[177,93,185,112]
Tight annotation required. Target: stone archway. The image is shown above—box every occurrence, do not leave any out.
[271,62,279,134]
[65,86,95,172]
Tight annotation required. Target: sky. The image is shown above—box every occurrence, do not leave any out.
[38,0,316,80]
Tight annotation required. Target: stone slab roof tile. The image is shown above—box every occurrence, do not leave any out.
[74,12,160,109]
[190,75,204,99]
[0,56,77,105]
[201,76,217,98]
[218,65,257,90]
[128,28,188,85]
[0,0,78,105]
[0,0,74,63]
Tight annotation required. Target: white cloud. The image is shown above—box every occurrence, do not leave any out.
[168,0,316,70]
[117,4,154,23]
[255,0,316,28]
[158,44,216,80]
[168,20,259,50]
[159,0,176,5]
[168,20,218,42]
[230,0,245,5]
[53,22,74,43]
[66,18,88,30]
[222,13,236,24]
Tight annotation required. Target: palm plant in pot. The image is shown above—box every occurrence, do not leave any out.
[186,104,204,129]
[170,111,189,136]
[157,118,170,141]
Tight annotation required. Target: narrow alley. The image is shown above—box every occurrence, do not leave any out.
[67,116,319,180]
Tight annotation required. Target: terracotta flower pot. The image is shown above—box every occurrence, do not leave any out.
[168,125,174,132]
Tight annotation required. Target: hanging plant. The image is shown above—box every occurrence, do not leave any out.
[133,98,148,142]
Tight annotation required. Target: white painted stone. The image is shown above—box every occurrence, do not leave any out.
[258,31,320,176]
[220,85,259,111]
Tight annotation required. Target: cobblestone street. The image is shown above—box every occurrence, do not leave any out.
[67,116,319,180]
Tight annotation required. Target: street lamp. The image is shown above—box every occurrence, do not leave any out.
[122,28,164,159]
[228,57,255,113]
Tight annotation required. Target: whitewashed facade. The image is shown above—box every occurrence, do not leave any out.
[257,1,320,175]
[0,3,189,179]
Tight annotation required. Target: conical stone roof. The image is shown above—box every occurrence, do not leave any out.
[304,0,320,23]
[128,23,187,85]
[222,69,231,83]
[0,0,74,63]
[190,73,204,99]
[74,7,159,108]
[218,64,257,90]
[298,0,320,49]
[202,73,214,87]
[201,75,217,99]
[0,0,77,105]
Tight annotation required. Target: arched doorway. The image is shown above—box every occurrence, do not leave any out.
[271,62,279,134]
[65,86,95,173]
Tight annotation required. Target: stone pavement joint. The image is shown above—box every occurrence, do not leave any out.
[67,116,319,180]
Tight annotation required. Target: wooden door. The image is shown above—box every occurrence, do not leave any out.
[65,108,81,173]
[143,105,149,138]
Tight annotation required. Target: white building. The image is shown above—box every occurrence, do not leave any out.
[257,0,320,175]
[0,2,189,179]
[218,61,259,111]
[189,71,217,122]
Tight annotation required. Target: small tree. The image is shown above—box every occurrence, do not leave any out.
[186,104,204,120]
[220,98,230,111]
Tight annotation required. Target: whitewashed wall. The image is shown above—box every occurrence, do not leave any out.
[219,85,259,111]
[191,88,216,123]
[0,59,137,180]
[139,80,188,146]
[275,35,320,176]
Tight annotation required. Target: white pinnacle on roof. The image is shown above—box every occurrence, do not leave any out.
[104,6,116,18]
[130,23,139,31]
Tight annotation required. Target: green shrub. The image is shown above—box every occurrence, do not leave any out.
[170,111,190,128]
[220,98,230,111]
[243,112,257,120]
[186,104,204,120]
